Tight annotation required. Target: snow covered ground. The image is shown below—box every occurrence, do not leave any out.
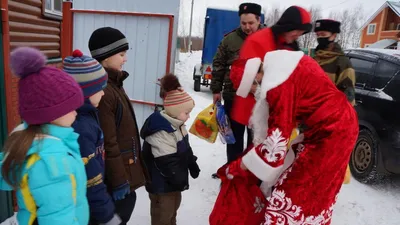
[128,51,400,225]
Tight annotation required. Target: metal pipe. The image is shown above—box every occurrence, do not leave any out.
[188,0,194,52]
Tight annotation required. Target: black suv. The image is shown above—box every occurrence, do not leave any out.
[344,48,400,183]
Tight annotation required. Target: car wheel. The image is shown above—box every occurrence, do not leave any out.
[194,78,201,92]
[349,128,382,184]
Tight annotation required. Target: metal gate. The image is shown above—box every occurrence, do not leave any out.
[62,1,175,128]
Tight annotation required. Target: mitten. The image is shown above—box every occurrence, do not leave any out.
[112,182,130,201]
[188,155,201,179]
[100,214,122,225]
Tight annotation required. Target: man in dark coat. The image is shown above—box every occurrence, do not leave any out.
[314,19,356,106]
[210,2,263,178]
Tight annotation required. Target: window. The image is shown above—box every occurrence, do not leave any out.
[367,24,376,35]
[43,0,62,20]
[350,58,376,87]
[397,23,400,30]
[371,60,400,89]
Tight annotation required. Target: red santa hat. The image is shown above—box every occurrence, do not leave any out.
[241,50,304,184]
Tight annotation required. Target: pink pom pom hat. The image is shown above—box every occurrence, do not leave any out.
[10,47,84,125]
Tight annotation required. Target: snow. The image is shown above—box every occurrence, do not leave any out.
[128,51,400,225]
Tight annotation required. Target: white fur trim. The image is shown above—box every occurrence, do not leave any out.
[242,147,285,183]
[236,58,262,98]
[260,50,304,99]
[259,148,296,197]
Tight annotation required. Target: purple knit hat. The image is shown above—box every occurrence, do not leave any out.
[10,47,84,125]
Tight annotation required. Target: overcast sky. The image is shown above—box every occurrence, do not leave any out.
[179,0,388,36]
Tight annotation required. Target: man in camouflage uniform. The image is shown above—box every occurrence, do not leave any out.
[314,19,355,184]
[210,2,263,178]
[314,19,356,105]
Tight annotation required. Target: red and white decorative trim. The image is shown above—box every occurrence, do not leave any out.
[264,189,335,225]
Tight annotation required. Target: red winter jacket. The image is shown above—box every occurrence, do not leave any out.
[230,28,278,125]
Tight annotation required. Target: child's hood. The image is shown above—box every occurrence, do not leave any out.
[140,111,183,139]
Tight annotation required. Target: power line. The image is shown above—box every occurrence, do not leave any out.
[319,0,351,12]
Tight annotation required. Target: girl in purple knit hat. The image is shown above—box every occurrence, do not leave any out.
[0,47,89,225]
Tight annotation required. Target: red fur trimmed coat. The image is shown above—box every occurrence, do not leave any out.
[212,50,359,225]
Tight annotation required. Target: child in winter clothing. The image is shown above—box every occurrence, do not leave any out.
[89,27,147,225]
[0,47,89,225]
[140,74,200,225]
[63,49,121,225]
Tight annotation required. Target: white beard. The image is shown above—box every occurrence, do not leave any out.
[249,85,269,146]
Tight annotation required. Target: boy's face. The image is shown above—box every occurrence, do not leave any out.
[102,51,127,71]
[89,90,105,107]
[176,109,192,123]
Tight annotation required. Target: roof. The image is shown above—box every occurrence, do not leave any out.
[367,39,397,49]
[360,1,400,31]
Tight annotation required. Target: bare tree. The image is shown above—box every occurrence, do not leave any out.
[179,0,188,51]
[263,4,283,26]
[328,4,366,48]
[298,6,322,49]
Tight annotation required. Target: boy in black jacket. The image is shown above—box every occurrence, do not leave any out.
[64,49,121,225]
[140,74,200,225]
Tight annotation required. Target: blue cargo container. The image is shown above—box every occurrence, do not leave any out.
[193,7,264,92]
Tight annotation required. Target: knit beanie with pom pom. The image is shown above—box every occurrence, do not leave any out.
[63,49,108,98]
[10,47,84,125]
[160,74,195,118]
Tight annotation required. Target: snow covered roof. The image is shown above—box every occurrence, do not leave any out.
[367,39,397,49]
[360,1,400,31]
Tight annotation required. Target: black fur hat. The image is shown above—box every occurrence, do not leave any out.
[314,19,341,34]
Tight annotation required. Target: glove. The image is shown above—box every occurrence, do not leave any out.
[112,182,130,201]
[188,155,201,179]
[100,214,122,225]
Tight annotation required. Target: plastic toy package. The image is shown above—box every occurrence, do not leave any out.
[215,101,236,144]
[189,104,219,143]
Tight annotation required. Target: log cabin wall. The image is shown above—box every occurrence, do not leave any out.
[8,0,61,59]
[5,0,63,136]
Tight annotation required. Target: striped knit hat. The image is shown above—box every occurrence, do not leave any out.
[88,27,129,62]
[63,49,108,98]
[161,74,194,118]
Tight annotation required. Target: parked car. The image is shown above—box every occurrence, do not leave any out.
[193,8,264,92]
[344,48,400,183]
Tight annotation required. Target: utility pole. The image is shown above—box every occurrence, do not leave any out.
[188,0,194,52]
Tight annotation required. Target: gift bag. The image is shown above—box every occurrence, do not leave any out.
[189,104,218,143]
[209,161,266,225]
[343,165,351,184]
[215,101,236,144]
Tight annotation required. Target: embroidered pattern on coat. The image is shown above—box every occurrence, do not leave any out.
[263,190,335,225]
[261,128,288,163]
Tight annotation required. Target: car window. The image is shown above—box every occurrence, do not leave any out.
[370,60,399,89]
[350,58,376,87]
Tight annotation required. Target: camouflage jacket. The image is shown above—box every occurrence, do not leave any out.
[210,26,263,101]
[314,43,356,106]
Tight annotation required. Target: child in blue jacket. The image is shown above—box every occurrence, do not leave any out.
[140,74,200,225]
[63,50,121,225]
[0,47,89,225]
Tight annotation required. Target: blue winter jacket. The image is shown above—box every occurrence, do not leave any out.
[140,111,199,194]
[0,123,89,225]
[72,100,115,224]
